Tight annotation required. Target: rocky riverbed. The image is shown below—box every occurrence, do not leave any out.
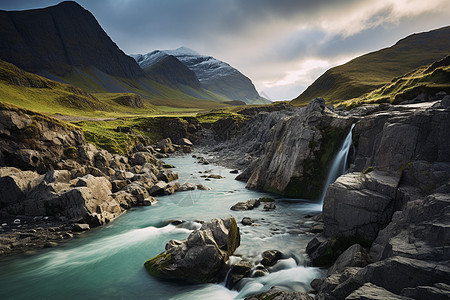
[1,94,449,299]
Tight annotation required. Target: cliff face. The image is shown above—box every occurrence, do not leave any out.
[0,1,144,78]
[206,94,450,299]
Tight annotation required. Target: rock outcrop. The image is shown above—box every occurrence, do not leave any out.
[307,100,450,298]
[0,108,205,256]
[144,216,240,283]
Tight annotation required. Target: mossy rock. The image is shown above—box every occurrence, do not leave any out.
[64,146,79,159]
[226,216,240,256]
[162,164,175,168]
[144,252,173,278]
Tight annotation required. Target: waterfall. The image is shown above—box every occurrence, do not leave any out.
[319,124,355,203]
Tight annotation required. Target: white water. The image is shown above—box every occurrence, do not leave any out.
[0,155,323,300]
[319,124,355,204]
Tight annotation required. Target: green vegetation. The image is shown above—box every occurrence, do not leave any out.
[339,56,450,109]
[363,166,374,174]
[292,26,450,106]
[284,125,349,199]
[258,197,275,203]
[144,252,173,278]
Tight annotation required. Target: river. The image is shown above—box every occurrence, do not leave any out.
[0,155,324,300]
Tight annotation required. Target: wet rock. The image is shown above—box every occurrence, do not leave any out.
[144,216,240,283]
[260,250,283,267]
[196,184,211,190]
[177,182,197,192]
[231,199,260,211]
[263,202,276,210]
[207,174,223,179]
[230,169,239,174]
[229,260,254,286]
[241,217,253,226]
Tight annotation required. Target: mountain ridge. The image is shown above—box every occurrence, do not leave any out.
[292,25,450,105]
[133,47,270,105]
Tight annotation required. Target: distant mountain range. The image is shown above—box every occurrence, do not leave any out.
[132,47,270,105]
[292,25,450,105]
[0,1,268,108]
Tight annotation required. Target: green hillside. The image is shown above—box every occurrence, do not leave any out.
[339,55,450,109]
[292,26,450,105]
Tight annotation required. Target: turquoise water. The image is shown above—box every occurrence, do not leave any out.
[0,155,322,300]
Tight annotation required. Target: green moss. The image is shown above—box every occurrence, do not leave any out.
[64,147,79,159]
[226,217,240,256]
[363,166,373,174]
[144,252,172,278]
[284,125,349,199]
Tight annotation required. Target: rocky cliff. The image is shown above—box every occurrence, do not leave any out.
[0,1,144,78]
[205,93,450,299]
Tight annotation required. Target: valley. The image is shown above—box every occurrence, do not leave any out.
[0,1,449,300]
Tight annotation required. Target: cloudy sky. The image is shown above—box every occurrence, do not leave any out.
[1,0,449,100]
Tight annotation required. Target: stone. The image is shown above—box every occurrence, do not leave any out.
[346,283,408,300]
[261,250,283,267]
[196,184,211,190]
[149,181,168,196]
[327,244,370,276]
[244,287,314,300]
[130,152,156,166]
[230,169,239,174]
[72,223,90,231]
[207,174,223,179]
[231,199,260,211]
[401,283,450,300]
[0,168,43,207]
[156,138,175,153]
[177,182,197,192]
[144,216,240,283]
[263,202,276,210]
[323,171,400,242]
[157,170,179,182]
[241,217,253,226]
[179,138,193,146]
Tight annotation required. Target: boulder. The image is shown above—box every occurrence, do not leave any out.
[156,138,175,153]
[149,181,168,196]
[231,199,260,211]
[260,250,283,267]
[0,168,43,207]
[241,217,253,226]
[144,217,240,283]
[157,170,179,182]
[346,283,408,300]
[179,138,193,146]
[130,152,156,166]
[323,171,400,242]
[244,287,314,300]
[197,184,211,190]
[401,283,450,300]
[327,244,370,276]
[177,182,197,192]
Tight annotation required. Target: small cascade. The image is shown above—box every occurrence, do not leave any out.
[319,124,355,203]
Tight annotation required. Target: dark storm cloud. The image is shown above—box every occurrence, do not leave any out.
[0,0,448,100]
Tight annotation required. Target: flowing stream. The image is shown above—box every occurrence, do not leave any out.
[319,124,355,203]
[0,155,324,300]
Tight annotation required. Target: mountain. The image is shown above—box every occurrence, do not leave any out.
[338,55,450,109]
[132,47,270,105]
[0,2,229,110]
[292,26,450,105]
[0,1,143,79]
[0,58,157,115]
[132,51,200,89]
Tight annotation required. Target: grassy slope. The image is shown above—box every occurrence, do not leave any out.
[61,66,233,109]
[339,55,450,109]
[292,26,450,106]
